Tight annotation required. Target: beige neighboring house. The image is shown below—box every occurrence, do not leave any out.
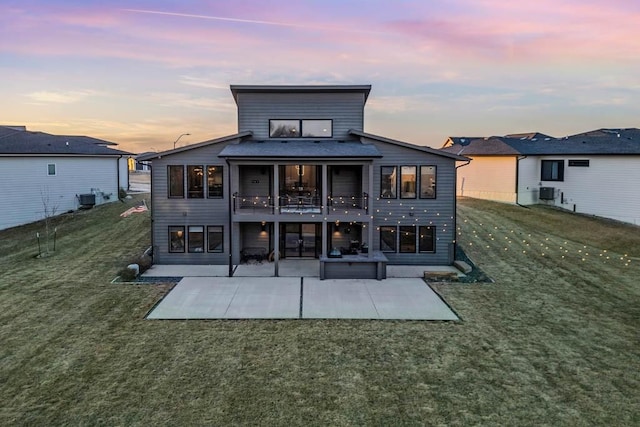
[441,129,640,225]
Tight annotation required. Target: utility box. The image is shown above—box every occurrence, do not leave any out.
[539,187,555,200]
[79,193,96,208]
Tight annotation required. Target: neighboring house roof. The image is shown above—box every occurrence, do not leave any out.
[135,151,157,159]
[0,127,130,156]
[218,139,383,159]
[441,128,640,156]
[230,84,372,104]
[350,129,471,161]
[136,132,253,161]
[504,132,555,140]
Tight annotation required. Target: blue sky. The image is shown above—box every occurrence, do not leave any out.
[1,0,638,153]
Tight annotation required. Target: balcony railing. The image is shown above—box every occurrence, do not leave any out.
[327,193,368,215]
[279,195,322,214]
[233,193,274,214]
[232,192,368,215]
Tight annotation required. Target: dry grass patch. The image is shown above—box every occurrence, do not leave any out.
[0,197,638,425]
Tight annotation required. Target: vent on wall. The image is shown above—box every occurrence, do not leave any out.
[539,187,555,200]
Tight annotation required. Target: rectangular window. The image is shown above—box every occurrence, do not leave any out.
[380,226,397,252]
[380,166,397,199]
[169,226,185,253]
[269,119,332,138]
[207,226,224,253]
[187,165,204,198]
[568,160,590,167]
[400,166,417,199]
[541,160,564,181]
[270,120,300,138]
[168,165,184,198]
[188,226,204,253]
[420,166,436,198]
[207,166,223,198]
[400,226,416,253]
[302,120,332,137]
[47,164,56,176]
[419,226,435,253]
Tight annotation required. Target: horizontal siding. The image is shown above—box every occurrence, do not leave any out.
[457,156,517,203]
[520,156,640,224]
[150,141,234,264]
[0,156,121,230]
[237,92,365,139]
[365,138,458,265]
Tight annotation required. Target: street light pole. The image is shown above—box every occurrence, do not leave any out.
[173,133,190,149]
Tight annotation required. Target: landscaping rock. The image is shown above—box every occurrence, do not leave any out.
[454,260,473,274]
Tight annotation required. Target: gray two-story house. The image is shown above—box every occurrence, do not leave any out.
[139,85,468,278]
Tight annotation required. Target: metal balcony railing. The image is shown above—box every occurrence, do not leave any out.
[327,193,368,215]
[278,195,322,214]
[233,193,274,214]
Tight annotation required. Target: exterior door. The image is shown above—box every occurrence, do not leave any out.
[282,223,319,258]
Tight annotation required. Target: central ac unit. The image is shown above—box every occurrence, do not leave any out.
[539,187,555,200]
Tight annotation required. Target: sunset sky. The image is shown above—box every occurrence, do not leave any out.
[1,0,639,153]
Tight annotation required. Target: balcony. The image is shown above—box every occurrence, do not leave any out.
[232,193,369,215]
[327,193,369,215]
[233,194,274,214]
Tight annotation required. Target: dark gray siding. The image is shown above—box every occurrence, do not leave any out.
[239,166,270,196]
[237,92,365,139]
[330,166,361,196]
[366,138,457,265]
[150,140,236,265]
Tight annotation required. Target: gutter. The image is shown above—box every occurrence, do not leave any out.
[454,159,471,262]
[225,158,233,277]
[515,156,529,208]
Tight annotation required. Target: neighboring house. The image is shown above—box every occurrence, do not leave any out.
[0,126,130,230]
[138,85,468,278]
[441,128,640,225]
[128,152,154,172]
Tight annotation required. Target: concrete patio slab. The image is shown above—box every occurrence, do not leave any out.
[365,279,459,320]
[302,278,458,320]
[224,279,300,319]
[142,264,231,277]
[302,279,379,319]
[147,277,238,319]
[145,272,459,320]
[147,277,301,319]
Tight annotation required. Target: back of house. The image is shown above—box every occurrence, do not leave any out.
[139,85,468,276]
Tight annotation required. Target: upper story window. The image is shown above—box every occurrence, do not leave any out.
[47,164,56,176]
[187,165,204,198]
[168,165,184,198]
[269,119,332,138]
[380,166,397,199]
[420,166,436,199]
[400,166,417,199]
[207,166,223,198]
[541,160,564,181]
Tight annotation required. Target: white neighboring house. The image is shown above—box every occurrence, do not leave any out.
[0,126,130,230]
[441,128,640,225]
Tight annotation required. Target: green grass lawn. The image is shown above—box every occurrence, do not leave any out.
[1,196,638,425]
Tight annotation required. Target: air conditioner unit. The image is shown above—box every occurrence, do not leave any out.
[539,187,555,200]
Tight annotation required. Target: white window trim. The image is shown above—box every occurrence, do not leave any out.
[47,163,57,176]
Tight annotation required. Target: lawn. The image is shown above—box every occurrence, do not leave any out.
[0,196,638,425]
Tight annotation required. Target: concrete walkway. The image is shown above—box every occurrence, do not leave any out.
[146,276,458,321]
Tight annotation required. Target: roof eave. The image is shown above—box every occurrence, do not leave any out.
[137,131,253,161]
[350,129,470,161]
